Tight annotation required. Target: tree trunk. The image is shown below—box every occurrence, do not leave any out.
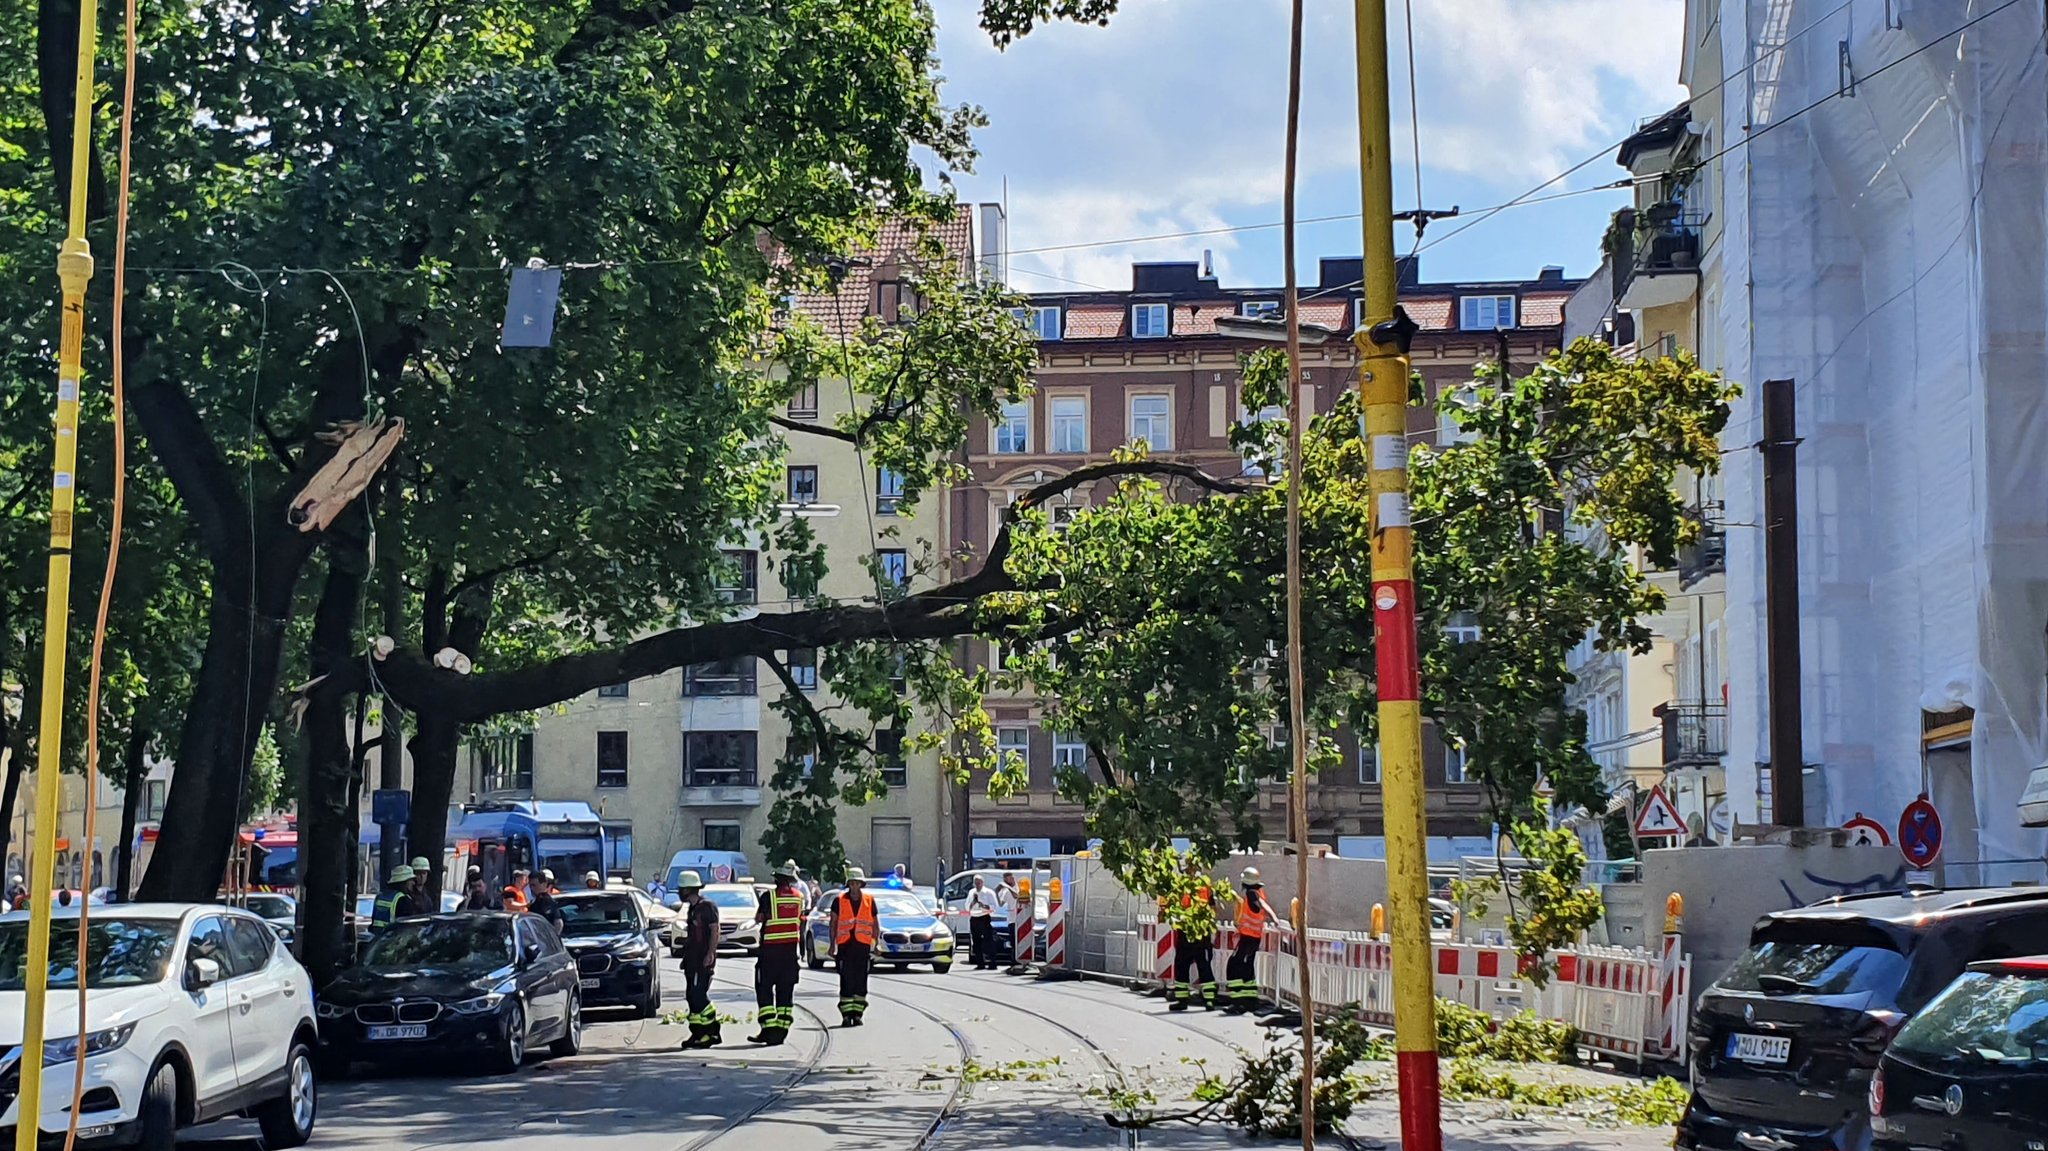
[300,562,363,987]
[112,724,148,900]
[403,714,460,904]
[0,740,22,883]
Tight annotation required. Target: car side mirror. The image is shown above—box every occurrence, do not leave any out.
[188,957,222,989]
[521,941,543,966]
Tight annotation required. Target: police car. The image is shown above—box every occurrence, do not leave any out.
[805,887,956,973]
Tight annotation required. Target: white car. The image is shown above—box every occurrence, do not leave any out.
[682,885,762,955]
[0,904,318,1149]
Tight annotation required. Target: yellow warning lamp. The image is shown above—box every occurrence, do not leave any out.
[1371,902,1386,937]
[1664,891,1685,933]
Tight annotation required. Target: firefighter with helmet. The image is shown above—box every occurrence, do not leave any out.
[830,867,878,1027]
[1227,868,1270,1012]
[675,870,723,1048]
[752,860,807,1045]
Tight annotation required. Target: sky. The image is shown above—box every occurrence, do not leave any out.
[928,0,1689,293]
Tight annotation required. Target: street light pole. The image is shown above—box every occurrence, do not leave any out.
[1353,4,1442,1150]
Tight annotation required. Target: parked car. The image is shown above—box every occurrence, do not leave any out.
[554,892,662,1018]
[0,904,320,1150]
[660,852,754,905]
[220,892,297,944]
[317,912,583,1075]
[350,890,466,944]
[681,884,763,955]
[938,870,1016,965]
[806,887,956,973]
[1679,886,2048,1151]
[1871,955,2048,1148]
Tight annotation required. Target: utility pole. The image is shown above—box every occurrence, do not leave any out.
[1761,378,1805,825]
[18,0,102,1145]
[1354,4,1441,1149]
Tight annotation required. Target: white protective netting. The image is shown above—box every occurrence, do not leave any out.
[1713,0,2048,873]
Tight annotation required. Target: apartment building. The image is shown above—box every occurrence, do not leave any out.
[948,254,1582,864]
[487,207,1007,883]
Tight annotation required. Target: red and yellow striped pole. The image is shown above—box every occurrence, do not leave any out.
[1354,3,1441,1148]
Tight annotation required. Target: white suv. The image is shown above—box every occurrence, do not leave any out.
[0,904,318,1149]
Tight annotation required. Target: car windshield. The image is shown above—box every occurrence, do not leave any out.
[1714,926,1909,999]
[868,891,930,917]
[702,889,756,910]
[0,918,178,990]
[556,895,638,937]
[361,917,514,970]
[239,895,293,919]
[1892,969,2048,1068]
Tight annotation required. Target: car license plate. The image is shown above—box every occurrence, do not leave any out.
[366,1024,427,1041]
[1726,1033,1791,1064]
[881,942,902,954]
[580,978,600,989]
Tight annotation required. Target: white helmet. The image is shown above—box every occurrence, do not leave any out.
[677,870,704,890]
[1241,867,1263,887]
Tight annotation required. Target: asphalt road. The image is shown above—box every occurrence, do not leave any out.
[171,956,1271,1150]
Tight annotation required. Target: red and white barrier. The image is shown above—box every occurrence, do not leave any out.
[1044,888,1067,968]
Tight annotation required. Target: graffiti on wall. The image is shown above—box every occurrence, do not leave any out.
[1778,866,1907,907]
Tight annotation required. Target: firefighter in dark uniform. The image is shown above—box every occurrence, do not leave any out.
[752,859,806,1045]
[830,867,878,1027]
[1226,868,1270,1012]
[1166,870,1219,1011]
[676,870,723,1048]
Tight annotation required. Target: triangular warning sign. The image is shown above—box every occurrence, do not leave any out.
[1633,786,1686,838]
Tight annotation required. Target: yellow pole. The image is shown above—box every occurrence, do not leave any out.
[21,1,101,1146]
[1353,3,1440,1148]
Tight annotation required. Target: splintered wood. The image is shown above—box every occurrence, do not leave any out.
[290,418,405,532]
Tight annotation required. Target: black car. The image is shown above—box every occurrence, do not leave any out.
[1872,956,2048,1149]
[316,912,583,1075]
[555,891,663,1017]
[1680,887,2048,1151]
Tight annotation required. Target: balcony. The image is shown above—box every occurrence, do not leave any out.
[1677,513,1726,588]
[1656,701,1726,767]
[1607,204,1703,312]
[685,659,757,697]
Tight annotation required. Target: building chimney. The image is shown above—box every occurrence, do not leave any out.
[1201,249,1214,279]
[1538,265,1565,283]
[977,202,1008,286]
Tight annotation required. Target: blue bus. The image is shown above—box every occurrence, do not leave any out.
[361,801,615,893]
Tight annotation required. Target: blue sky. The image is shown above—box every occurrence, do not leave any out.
[930,0,1687,292]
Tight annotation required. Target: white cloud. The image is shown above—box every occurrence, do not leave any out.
[933,0,1685,288]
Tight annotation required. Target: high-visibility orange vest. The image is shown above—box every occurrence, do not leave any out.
[762,887,805,945]
[1237,895,1268,940]
[835,892,877,946]
[501,886,528,912]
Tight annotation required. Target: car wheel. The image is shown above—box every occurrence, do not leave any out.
[549,993,584,1057]
[807,953,824,971]
[135,1060,179,1151]
[933,961,953,974]
[641,974,663,1019]
[253,1041,317,1148]
[491,1001,527,1074]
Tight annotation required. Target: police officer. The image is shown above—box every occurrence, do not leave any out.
[1226,868,1270,1013]
[830,867,878,1027]
[676,871,723,1048]
[752,860,806,1045]
[371,865,418,930]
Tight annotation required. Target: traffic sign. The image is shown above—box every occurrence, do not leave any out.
[1842,813,1891,848]
[1897,797,1944,868]
[1633,786,1686,839]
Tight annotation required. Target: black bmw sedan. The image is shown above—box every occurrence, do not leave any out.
[555,891,664,1017]
[316,912,583,1075]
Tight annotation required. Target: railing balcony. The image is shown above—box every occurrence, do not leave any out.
[1677,511,1726,588]
[1609,204,1704,311]
[1656,701,1727,767]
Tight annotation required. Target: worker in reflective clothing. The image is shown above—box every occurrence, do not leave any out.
[1226,868,1269,1013]
[371,865,418,930]
[830,867,878,1027]
[1165,873,1219,1012]
[752,859,806,1045]
[501,867,533,913]
[676,870,723,1048]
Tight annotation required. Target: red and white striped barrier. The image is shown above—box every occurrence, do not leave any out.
[1044,889,1066,968]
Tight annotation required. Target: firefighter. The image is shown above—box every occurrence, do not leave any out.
[371,865,418,930]
[676,870,723,1048]
[1226,868,1270,1012]
[1166,869,1219,1012]
[501,868,533,913]
[830,867,878,1027]
[751,859,806,1045]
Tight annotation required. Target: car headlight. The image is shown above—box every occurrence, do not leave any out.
[43,1023,135,1066]
[617,939,652,960]
[450,993,507,1015]
[316,1001,350,1019]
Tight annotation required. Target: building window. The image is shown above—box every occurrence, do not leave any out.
[997,726,1030,768]
[716,549,758,605]
[597,682,630,699]
[1353,297,1368,331]
[785,736,818,779]
[878,728,907,787]
[1050,502,1082,531]
[787,647,818,691]
[478,733,534,793]
[995,400,1029,453]
[686,731,758,787]
[1131,303,1169,338]
[1459,295,1516,331]
[596,731,629,789]
[1052,732,1087,771]
[1241,300,1281,319]
[1013,305,1062,340]
[1050,396,1087,453]
[1359,743,1381,784]
[1444,742,1469,784]
[144,779,169,821]
[1242,405,1285,477]
[1437,385,1480,446]
[1444,612,1482,644]
[875,279,916,324]
[878,549,910,591]
[685,656,757,696]
[703,822,742,852]
[876,467,906,515]
[787,466,820,506]
[788,380,819,420]
[1129,395,1172,450]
